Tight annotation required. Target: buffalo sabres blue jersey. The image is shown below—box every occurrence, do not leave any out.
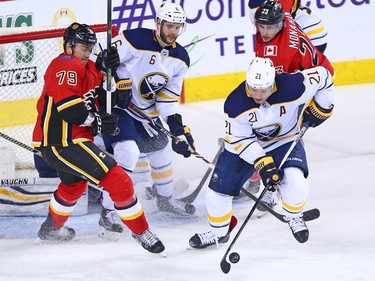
[112,28,190,122]
[224,66,334,165]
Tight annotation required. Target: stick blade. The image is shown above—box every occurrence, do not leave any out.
[220,258,231,274]
[303,208,320,221]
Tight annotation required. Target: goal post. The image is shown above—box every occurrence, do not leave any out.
[0,24,108,170]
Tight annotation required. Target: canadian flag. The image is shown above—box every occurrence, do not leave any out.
[264,45,277,56]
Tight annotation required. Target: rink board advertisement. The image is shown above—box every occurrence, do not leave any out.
[0,0,374,103]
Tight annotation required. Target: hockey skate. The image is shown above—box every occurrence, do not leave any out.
[256,189,280,218]
[234,172,261,201]
[98,208,123,241]
[132,229,165,254]
[285,215,309,243]
[156,194,196,216]
[189,230,230,249]
[189,216,237,249]
[37,215,75,242]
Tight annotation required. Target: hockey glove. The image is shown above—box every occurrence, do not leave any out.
[114,75,132,109]
[303,99,333,128]
[95,46,120,73]
[167,114,195,158]
[83,90,99,113]
[254,155,281,188]
[91,112,118,136]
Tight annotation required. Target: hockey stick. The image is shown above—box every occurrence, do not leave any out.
[220,122,309,274]
[106,0,112,114]
[0,131,42,157]
[180,138,225,203]
[128,103,212,165]
[0,131,104,193]
[240,188,320,222]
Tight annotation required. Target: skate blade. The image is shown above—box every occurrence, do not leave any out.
[33,237,69,245]
[186,243,223,251]
[98,227,121,242]
[159,251,167,258]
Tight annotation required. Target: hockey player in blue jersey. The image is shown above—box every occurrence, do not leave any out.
[189,57,334,248]
[98,1,196,218]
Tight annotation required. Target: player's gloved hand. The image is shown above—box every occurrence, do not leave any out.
[302,99,333,128]
[91,112,118,136]
[95,46,120,73]
[167,114,195,158]
[254,155,281,188]
[114,75,132,109]
[83,90,98,112]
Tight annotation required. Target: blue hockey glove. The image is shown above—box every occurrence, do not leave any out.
[114,75,132,109]
[254,155,281,188]
[167,114,195,158]
[303,99,333,128]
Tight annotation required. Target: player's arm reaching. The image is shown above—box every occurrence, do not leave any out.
[301,66,334,127]
[156,65,195,158]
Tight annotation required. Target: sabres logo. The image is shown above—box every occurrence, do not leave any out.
[139,73,169,101]
[211,172,219,183]
[253,123,281,141]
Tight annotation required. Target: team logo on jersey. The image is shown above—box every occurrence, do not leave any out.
[111,127,120,136]
[264,45,278,56]
[139,73,169,101]
[211,172,219,183]
[253,123,281,141]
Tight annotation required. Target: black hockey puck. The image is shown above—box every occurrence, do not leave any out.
[229,252,240,263]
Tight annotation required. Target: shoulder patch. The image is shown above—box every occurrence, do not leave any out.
[268,73,306,104]
[169,42,190,67]
[59,55,74,61]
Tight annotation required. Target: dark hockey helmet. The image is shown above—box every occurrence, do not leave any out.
[63,22,97,50]
[255,0,285,25]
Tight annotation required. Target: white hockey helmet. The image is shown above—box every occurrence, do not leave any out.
[157,1,186,25]
[246,57,275,89]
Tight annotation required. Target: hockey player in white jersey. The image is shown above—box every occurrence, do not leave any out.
[189,57,334,248]
[99,1,196,216]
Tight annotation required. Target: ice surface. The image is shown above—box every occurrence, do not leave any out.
[1,83,374,281]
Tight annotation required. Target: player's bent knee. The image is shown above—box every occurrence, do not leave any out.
[113,140,139,171]
[99,165,136,206]
[280,167,309,200]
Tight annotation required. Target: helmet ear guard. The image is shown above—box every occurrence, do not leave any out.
[246,57,275,90]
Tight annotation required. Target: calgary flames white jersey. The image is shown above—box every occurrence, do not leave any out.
[224,66,334,165]
[111,28,190,122]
